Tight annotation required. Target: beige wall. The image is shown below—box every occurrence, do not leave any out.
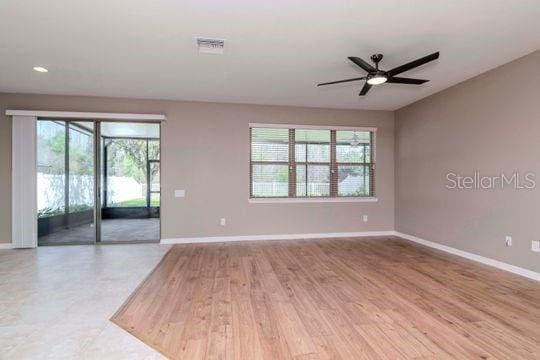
[2,51,539,273]
[0,93,395,243]
[395,50,540,272]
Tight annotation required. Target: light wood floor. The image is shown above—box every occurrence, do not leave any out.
[112,237,540,359]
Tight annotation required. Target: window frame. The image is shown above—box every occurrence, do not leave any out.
[249,123,377,202]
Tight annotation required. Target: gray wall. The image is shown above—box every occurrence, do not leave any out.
[395,50,540,272]
[0,93,395,243]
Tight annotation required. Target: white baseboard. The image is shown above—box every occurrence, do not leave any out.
[393,231,540,282]
[161,231,395,245]
[0,243,13,250]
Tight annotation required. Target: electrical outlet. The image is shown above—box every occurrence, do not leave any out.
[505,236,512,247]
[363,215,368,222]
[220,218,226,226]
[532,240,540,253]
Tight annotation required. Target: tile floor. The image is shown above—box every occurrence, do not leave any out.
[0,243,170,359]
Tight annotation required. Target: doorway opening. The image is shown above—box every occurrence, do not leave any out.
[36,119,160,245]
[100,122,160,243]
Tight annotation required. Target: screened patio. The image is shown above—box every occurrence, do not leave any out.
[37,121,160,245]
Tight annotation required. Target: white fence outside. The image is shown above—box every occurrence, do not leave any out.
[37,173,146,211]
[252,175,366,197]
[106,177,146,205]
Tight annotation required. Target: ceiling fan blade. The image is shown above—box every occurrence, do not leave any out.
[359,82,372,96]
[317,77,366,86]
[348,57,376,73]
[386,77,429,85]
[387,52,439,77]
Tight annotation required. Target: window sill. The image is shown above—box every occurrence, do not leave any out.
[248,197,378,204]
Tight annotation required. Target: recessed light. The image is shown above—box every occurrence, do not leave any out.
[33,66,48,73]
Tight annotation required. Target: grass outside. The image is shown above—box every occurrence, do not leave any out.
[110,196,160,207]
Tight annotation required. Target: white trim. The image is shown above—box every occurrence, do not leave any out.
[249,123,377,132]
[249,197,378,203]
[393,231,540,282]
[0,243,13,250]
[6,110,166,121]
[161,231,394,244]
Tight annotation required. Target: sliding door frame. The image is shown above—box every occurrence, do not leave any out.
[94,121,101,243]
[39,119,162,244]
[35,118,98,245]
[9,110,165,248]
[96,119,162,244]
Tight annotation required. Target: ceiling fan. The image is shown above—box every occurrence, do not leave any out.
[317,52,439,96]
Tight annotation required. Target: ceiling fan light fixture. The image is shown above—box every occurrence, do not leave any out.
[317,52,439,96]
[367,73,387,85]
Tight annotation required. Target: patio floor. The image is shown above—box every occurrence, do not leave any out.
[38,218,160,245]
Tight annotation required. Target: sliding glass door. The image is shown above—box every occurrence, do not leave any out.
[37,120,96,245]
[36,120,160,245]
[99,122,161,243]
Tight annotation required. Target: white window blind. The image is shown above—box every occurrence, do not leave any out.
[250,125,375,199]
[250,128,290,197]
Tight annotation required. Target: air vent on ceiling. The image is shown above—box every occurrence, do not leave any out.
[196,37,225,54]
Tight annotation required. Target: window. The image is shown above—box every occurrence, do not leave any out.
[250,125,375,199]
[295,129,331,197]
[250,128,289,197]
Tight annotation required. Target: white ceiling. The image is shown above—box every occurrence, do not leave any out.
[1,0,539,111]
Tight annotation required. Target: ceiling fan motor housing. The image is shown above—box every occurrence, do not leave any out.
[370,54,384,65]
[367,71,387,79]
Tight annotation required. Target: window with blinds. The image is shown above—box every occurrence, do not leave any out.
[250,125,375,198]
